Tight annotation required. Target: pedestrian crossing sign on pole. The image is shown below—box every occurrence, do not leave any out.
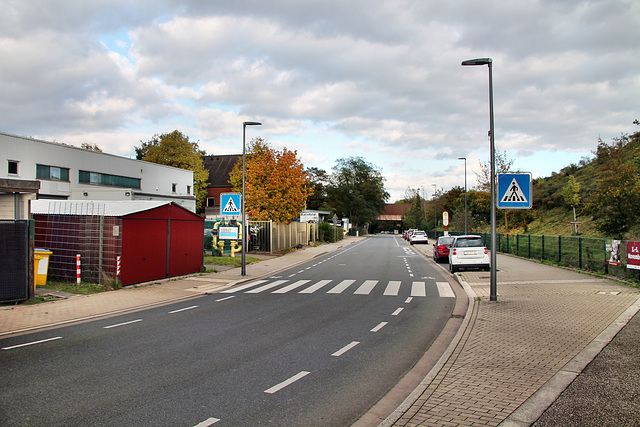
[220,193,241,216]
[497,173,532,209]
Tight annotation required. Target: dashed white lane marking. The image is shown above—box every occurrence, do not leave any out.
[215,296,235,302]
[169,305,198,314]
[331,341,360,357]
[405,297,413,303]
[264,371,311,394]
[193,417,220,426]
[103,319,143,329]
[392,308,404,316]
[371,322,388,332]
[437,282,456,298]
[2,336,63,350]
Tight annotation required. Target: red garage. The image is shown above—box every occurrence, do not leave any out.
[32,200,203,286]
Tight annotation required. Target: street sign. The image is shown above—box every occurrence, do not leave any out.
[442,211,449,226]
[497,173,532,209]
[220,193,241,216]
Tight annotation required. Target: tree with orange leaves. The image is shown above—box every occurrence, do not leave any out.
[229,138,311,223]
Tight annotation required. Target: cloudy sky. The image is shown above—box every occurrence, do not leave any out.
[2,0,638,202]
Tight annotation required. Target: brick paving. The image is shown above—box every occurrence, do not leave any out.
[391,253,640,426]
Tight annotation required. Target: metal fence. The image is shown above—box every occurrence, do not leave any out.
[468,232,640,284]
[249,221,318,253]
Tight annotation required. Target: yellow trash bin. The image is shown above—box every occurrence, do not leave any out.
[34,249,53,286]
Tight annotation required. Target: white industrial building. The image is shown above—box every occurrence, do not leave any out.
[0,132,196,219]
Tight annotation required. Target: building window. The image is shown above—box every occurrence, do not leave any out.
[172,183,177,193]
[187,185,191,195]
[207,198,216,208]
[79,170,141,189]
[8,160,18,175]
[36,164,70,181]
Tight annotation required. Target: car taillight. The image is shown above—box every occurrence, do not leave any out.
[452,249,457,255]
[484,247,488,254]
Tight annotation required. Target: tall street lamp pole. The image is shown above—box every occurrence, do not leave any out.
[242,121,262,276]
[462,57,497,301]
[432,183,437,239]
[458,157,467,234]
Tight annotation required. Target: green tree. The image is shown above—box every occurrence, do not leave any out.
[229,138,311,223]
[135,130,209,211]
[402,189,426,229]
[81,142,102,152]
[305,167,331,211]
[562,175,581,233]
[327,157,389,229]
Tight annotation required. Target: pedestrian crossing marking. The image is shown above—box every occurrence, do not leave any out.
[437,282,455,298]
[272,280,311,293]
[354,280,378,295]
[411,282,426,297]
[299,280,332,293]
[384,281,402,296]
[327,280,356,293]
[500,178,528,203]
[246,280,287,293]
[221,279,454,299]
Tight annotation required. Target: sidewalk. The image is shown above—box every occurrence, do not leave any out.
[385,248,640,426]
[2,237,639,426]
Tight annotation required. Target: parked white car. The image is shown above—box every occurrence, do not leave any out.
[409,230,429,245]
[449,235,490,273]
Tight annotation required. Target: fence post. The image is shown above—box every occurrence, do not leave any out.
[506,234,509,254]
[516,234,519,257]
[579,236,583,269]
[558,236,562,264]
[528,234,531,259]
[542,234,545,260]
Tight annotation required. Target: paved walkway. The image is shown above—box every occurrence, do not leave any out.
[386,246,640,426]
[2,236,639,427]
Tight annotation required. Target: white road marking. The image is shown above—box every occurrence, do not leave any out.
[332,341,360,357]
[392,308,404,316]
[370,322,388,332]
[327,279,355,294]
[272,280,311,293]
[384,281,402,296]
[2,336,62,350]
[354,280,378,295]
[437,282,455,298]
[169,305,198,314]
[193,417,220,426]
[264,371,311,394]
[215,296,235,302]
[222,280,268,293]
[103,319,143,329]
[299,280,332,293]
[411,282,426,297]
[246,280,288,293]
[405,297,413,303]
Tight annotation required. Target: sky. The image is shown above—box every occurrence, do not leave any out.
[2,0,639,203]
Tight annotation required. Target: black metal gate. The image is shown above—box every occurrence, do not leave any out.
[0,220,33,303]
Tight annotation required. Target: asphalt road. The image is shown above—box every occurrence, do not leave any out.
[0,235,455,426]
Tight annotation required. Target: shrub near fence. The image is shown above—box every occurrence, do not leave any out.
[474,232,640,285]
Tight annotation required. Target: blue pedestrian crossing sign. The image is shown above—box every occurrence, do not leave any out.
[220,193,241,216]
[497,173,532,209]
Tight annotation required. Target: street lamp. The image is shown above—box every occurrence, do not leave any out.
[432,183,437,239]
[462,57,497,301]
[242,121,262,276]
[458,157,467,234]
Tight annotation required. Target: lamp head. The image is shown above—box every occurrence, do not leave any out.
[243,121,262,126]
[461,58,492,66]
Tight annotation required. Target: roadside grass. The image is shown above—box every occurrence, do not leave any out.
[204,255,261,267]
[40,280,114,295]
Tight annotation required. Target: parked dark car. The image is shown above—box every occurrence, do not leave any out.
[433,236,455,262]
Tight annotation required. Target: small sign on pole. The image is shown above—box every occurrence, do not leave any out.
[220,193,241,216]
[497,173,532,209]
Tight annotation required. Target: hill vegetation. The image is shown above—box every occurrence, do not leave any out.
[395,121,640,240]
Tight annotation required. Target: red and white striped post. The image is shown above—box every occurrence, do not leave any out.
[116,256,121,279]
[76,254,81,284]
